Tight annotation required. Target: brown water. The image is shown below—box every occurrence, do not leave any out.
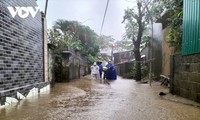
[0,76,200,120]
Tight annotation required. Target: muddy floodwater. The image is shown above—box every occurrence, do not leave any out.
[0,76,200,120]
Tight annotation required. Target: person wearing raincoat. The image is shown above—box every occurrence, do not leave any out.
[90,62,99,79]
[105,61,117,80]
[97,61,103,79]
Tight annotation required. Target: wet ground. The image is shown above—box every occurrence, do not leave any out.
[0,76,200,120]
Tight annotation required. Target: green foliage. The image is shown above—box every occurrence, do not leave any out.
[167,10,183,53]
[152,0,183,53]
[122,1,152,52]
[86,54,98,63]
[140,35,151,52]
[122,0,153,81]
[132,64,148,79]
[98,35,114,49]
[130,66,137,79]
[123,64,148,79]
[114,40,133,51]
[141,65,148,77]
[51,19,100,64]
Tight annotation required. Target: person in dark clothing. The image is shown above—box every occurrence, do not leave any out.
[105,61,117,80]
[103,66,107,80]
[97,61,103,79]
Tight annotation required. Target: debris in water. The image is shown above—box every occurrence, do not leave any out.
[159,92,166,96]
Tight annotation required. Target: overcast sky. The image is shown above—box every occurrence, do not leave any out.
[37,0,135,41]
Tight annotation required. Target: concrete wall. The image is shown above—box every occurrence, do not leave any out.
[170,54,200,103]
[80,57,88,76]
[69,56,80,80]
[61,49,89,82]
[152,23,163,77]
[162,26,174,76]
[48,44,55,87]
[0,0,48,105]
[43,17,48,82]
[115,62,133,77]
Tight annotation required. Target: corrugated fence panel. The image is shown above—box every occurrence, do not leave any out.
[182,0,200,55]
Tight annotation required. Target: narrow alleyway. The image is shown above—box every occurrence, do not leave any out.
[0,76,200,120]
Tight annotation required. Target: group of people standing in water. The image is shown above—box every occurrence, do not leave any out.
[90,61,117,81]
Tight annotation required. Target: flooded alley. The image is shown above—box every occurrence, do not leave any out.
[0,76,200,120]
[1,0,200,120]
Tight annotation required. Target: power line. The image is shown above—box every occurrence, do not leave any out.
[100,0,110,35]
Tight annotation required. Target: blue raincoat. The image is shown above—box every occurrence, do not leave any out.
[105,63,117,80]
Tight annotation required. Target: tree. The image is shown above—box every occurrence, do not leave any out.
[97,35,115,61]
[151,0,183,53]
[114,35,133,52]
[122,0,152,81]
[114,40,133,51]
[48,28,81,53]
[98,35,114,50]
[166,0,183,53]
[52,19,100,64]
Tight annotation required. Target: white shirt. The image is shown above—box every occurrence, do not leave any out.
[91,65,99,74]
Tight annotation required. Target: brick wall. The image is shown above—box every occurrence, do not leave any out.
[170,54,200,103]
[0,0,48,104]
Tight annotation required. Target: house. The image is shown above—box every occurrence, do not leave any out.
[156,10,175,77]
[170,0,200,103]
[157,0,200,103]
[113,50,134,65]
[114,50,147,77]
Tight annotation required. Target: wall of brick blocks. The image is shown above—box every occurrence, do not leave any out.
[170,54,200,103]
[0,0,48,105]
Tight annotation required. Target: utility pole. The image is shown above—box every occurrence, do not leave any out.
[45,0,49,17]
[111,44,114,61]
[145,2,153,86]
[149,22,153,86]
